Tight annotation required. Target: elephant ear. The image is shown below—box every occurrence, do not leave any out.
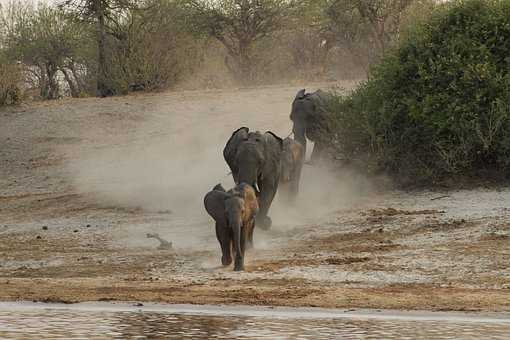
[295,89,306,100]
[213,183,226,192]
[264,131,284,159]
[265,131,283,147]
[223,127,249,174]
[204,190,229,224]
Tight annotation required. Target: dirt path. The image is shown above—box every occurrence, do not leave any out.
[1,83,509,311]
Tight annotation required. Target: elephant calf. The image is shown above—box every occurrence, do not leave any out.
[279,137,305,202]
[203,183,259,271]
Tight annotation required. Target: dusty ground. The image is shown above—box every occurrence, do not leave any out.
[0,83,509,312]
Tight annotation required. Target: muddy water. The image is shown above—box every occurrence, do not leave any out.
[1,303,509,339]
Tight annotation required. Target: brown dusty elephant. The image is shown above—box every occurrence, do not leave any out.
[290,89,332,163]
[203,183,259,271]
[279,137,305,202]
[223,127,283,230]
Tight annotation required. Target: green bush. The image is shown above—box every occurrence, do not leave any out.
[330,0,510,185]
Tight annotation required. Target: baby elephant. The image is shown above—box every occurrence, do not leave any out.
[204,183,259,271]
[279,137,305,202]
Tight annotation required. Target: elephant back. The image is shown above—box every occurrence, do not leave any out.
[223,127,249,179]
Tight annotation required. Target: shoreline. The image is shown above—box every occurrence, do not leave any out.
[1,301,510,323]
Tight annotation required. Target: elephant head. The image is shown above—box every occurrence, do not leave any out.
[290,89,315,149]
[204,183,259,271]
[223,128,283,190]
[223,128,283,230]
[281,137,304,183]
[290,89,331,162]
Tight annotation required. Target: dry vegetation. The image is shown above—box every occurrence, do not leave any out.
[0,0,436,101]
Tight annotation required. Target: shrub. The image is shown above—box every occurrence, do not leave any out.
[0,62,22,106]
[329,0,510,186]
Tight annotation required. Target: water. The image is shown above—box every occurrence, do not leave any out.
[0,303,509,339]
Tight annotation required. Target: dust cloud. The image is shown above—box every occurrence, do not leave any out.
[70,129,231,216]
[66,85,374,250]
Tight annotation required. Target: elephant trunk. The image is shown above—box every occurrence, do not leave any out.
[293,123,307,153]
[230,216,244,271]
[237,162,259,191]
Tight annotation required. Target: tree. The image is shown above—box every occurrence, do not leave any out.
[325,0,421,66]
[1,2,89,99]
[186,0,291,85]
[283,0,332,80]
[60,0,140,97]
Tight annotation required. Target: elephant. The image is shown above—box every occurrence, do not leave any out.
[203,182,259,271]
[223,127,283,230]
[290,89,332,163]
[279,137,305,202]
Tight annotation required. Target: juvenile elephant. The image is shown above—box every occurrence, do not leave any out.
[223,127,283,230]
[290,89,332,163]
[279,137,305,202]
[204,183,259,271]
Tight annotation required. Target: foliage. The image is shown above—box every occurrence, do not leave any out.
[0,0,439,99]
[184,0,293,85]
[329,0,510,185]
[1,1,93,98]
[0,58,22,106]
[106,0,203,92]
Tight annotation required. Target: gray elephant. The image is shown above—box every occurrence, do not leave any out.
[279,137,305,202]
[204,183,259,271]
[223,127,283,230]
[290,89,332,163]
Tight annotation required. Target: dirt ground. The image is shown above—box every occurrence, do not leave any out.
[1,83,509,312]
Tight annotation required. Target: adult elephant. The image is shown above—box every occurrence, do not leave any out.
[223,127,283,230]
[290,89,332,163]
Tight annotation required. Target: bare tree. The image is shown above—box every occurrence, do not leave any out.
[186,0,291,85]
[59,0,140,97]
[354,0,413,53]
[1,2,88,99]
[325,0,419,66]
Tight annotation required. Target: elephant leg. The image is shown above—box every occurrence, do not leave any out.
[310,141,324,163]
[289,164,302,202]
[290,178,300,199]
[293,123,307,154]
[216,222,232,266]
[256,181,277,230]
[232,223,245,271]
[246,219,255,249]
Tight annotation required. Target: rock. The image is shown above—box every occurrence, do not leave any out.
[73,229,78,233]
[36,235,42,239]
[42,226,48,230]
[86,224,91,228]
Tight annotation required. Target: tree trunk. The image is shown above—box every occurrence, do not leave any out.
[39,64,49,99]
[46,62,59,99]
[237,39,252,86]
[61,67,80,98]
[69,63,87,93]
[96,0,111,97]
